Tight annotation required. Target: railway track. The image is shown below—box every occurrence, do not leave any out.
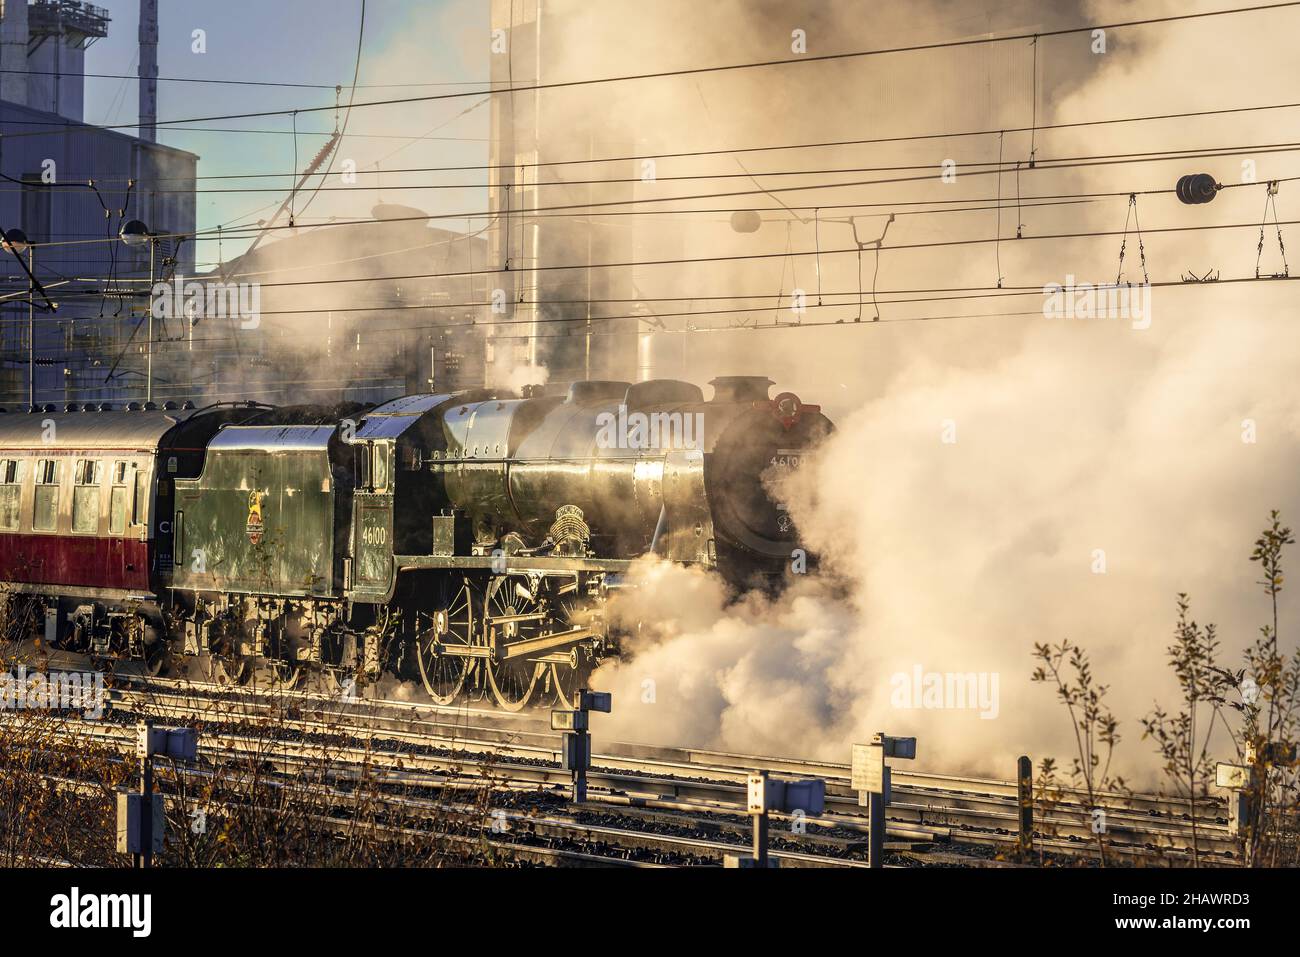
[2,670,1242,866]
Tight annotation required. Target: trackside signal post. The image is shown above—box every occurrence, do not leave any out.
[552,689,611,802]
[1217,742,1296,851]
[725,770,826,868]
[1017,755,1034,859]
[852,732,917,868]
[119,721,198,867]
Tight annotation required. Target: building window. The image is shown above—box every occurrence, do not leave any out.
[33,459,59,531]
[0,459,21,531]
[72,459,102,533]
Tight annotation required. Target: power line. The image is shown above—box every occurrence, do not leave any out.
[3,2,1296,141]
[17,157,1300,255]
[10,239,1300,328]
[32,98,1300,184]
[13,138,1295,195]
[0,67,491,91]
[14,199,1299,297]
[6,274,1296,353]
[288,0,367,228]
[0,117,489,142]
[170,215,1300,290]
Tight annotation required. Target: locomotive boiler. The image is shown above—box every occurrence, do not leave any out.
[0,376,831,709]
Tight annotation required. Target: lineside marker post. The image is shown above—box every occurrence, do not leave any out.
[852,732,916,868]
[1017,755,1033,860]
[553,689,611,803]
[1216,761,1252,840]
[726,772,824,868]
[1217,741,1293,855]
[120,721,197,867]
[138,722,155,869]
[751,771,772,867]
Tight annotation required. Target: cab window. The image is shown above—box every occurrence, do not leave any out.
[372,443,389,492]
[356,445,370,489]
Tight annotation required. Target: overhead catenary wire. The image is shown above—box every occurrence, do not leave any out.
[7,243,1289,328]
[0,67,493,91]
[13,210,1298,303]
[7,274,1298,355]
[27,130,1300,191]
[1,1,1293,142]
[15,137,1300,194]
[287,0,367,226]
[14,150,1300,254]
[114,214,1300,292]
[30,101,1300,184]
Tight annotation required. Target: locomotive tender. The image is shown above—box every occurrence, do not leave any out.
[0,376,830,709]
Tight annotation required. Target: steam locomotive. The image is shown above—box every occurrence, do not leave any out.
[0,376,831,709]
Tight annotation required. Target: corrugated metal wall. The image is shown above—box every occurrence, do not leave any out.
[0,99,196,406]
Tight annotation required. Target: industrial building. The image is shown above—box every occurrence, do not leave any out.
[187,204,492,405]
[0,0,195,408]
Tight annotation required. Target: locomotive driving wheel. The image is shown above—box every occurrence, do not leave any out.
[545,592,591,707]
[548,654,587,709]
[484,575,543,711]
[416,576,479,705]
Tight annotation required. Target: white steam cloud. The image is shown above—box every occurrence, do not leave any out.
[586,0,1300,782]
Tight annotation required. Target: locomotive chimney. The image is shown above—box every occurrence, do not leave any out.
[709,376,774,402]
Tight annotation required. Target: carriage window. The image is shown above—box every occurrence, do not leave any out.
[33,459,59,531]
[109,461,130,535]
[0,459,21,531]
[72,459,102,533]
[134,469,149,525]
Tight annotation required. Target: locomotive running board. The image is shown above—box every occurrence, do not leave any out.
[394,554,636,574]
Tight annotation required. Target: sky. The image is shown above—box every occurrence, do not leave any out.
[80,0,490,263]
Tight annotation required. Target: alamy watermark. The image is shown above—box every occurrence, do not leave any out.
[50,887,150,937]
[151,274,261,329]
[595,404,705,450]
[890,665,999,719]
[1,665,104,719]
[1042,276,1151,330]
